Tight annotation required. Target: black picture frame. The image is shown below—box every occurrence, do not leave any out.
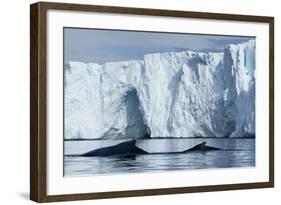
[30,1,274,202]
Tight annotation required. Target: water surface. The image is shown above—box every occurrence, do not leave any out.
[64,138,255,176]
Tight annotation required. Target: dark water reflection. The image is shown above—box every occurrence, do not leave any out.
[64,138,255,176]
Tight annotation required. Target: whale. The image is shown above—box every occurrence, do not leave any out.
[82,140,148,157]
[183,141,221,152]
[80,140,221,157]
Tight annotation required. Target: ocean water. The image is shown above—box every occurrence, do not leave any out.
[64,138,255,176]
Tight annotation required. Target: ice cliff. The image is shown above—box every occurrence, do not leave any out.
[64,40,255,139]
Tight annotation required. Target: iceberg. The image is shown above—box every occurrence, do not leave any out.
[64,40,255,139]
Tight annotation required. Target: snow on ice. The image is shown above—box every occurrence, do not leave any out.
[64,40,256,139]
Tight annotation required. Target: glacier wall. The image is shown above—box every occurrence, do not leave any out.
[64,40,255,139]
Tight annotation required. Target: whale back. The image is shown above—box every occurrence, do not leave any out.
[82,140,148,157]
[81,140,221,157]
[184,142,221,152]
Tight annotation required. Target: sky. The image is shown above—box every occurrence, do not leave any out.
[64,27,255,64]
